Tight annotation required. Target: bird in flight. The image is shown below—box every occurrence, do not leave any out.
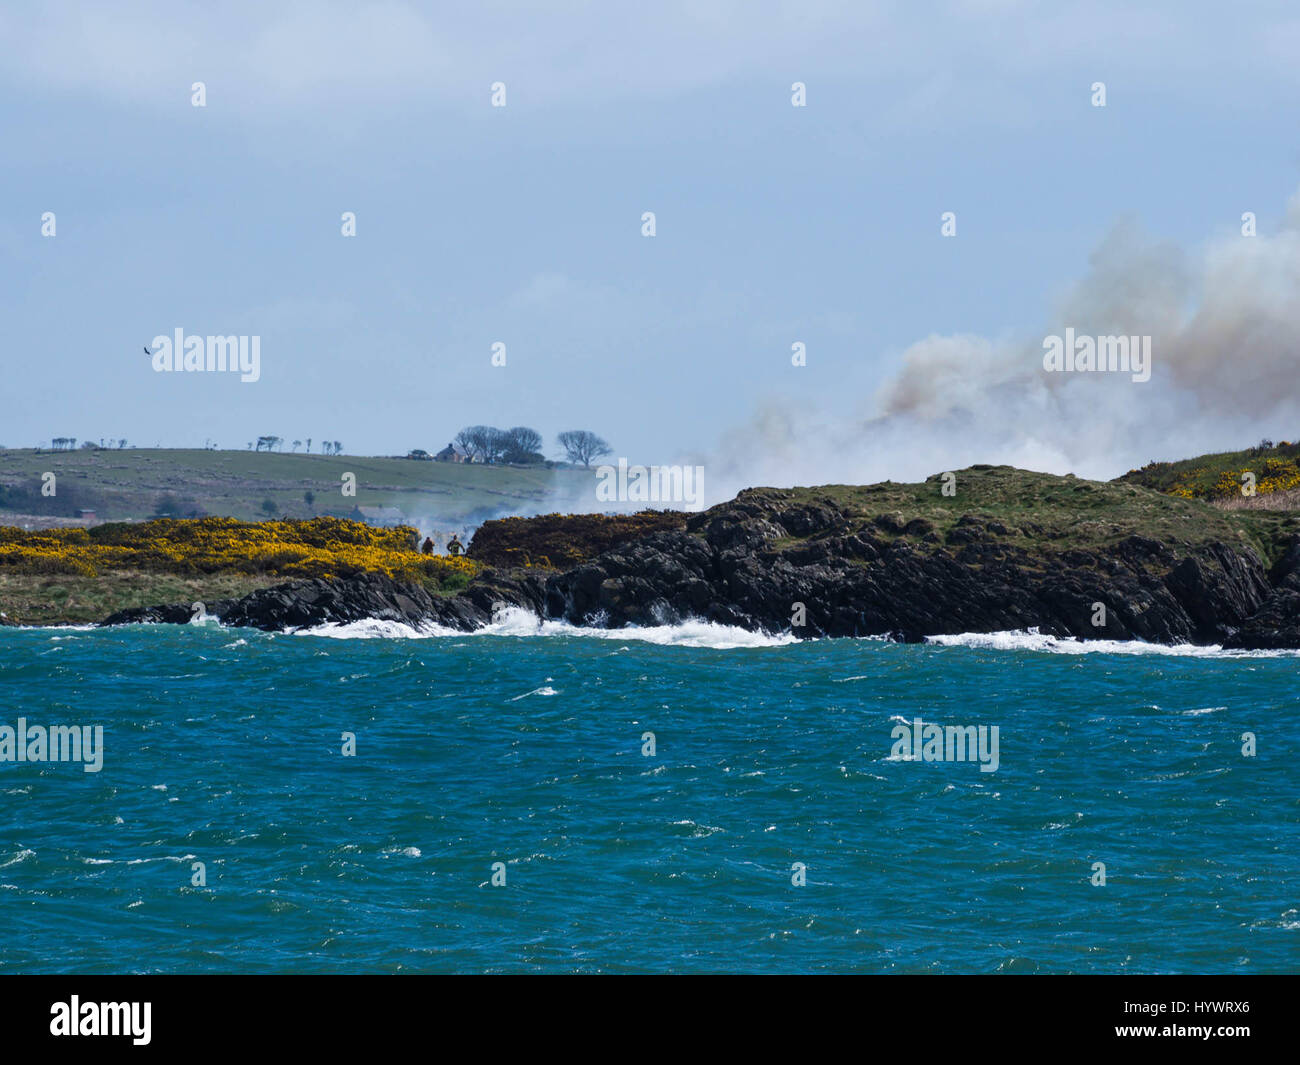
[143,346,151,355]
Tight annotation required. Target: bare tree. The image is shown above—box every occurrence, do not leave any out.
[484,427,511,464]
[453,427,482,462]
[557,430,612,467]
[504,426,543,463]
[458,426,503,463]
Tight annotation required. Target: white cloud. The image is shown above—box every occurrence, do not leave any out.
[2,1,1297,123]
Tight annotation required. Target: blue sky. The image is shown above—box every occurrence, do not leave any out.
[4,1,1300,496]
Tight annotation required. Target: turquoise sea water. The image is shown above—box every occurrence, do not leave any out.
[1,615,1296,973]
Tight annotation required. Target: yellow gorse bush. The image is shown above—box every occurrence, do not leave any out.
[0,517,481,584]
[1167,457,1300,500]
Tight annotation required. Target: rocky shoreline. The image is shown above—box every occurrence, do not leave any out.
[98,468,1300,650]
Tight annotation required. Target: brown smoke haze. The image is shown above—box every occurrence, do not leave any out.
[706,188,1300,502]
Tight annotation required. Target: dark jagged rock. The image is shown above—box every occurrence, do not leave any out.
[101,571,547,634]
[538,489,1287,645]
[1222,534,1300,648]
[100,602,210,626]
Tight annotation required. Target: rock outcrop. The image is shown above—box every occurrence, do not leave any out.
[100,469,1300,647]
[539,500,1278,644]
[101,570,548,632]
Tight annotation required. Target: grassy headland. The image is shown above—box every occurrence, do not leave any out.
[0,517,479,625]
[448,464,1300,574]
[6,444,1300,628]
[1117,439,1300,505]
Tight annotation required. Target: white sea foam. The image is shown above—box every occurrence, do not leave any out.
[923,627,1300,658]
[152,610,1300,656]
[296,618,458,640]
[510,686,558,700]
[124,854,196,865]
[0,849,36,869]
[296,606,796,649]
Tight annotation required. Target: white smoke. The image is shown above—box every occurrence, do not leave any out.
[706,189,1300,501]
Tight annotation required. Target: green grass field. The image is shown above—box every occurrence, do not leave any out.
[0,448,599,525]
[752,465,1300,570]
[0,570,287,627]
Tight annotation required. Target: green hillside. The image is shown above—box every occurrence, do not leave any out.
[1115,439,1300,503]
[757,465,1297,569]
[0,448,599,526]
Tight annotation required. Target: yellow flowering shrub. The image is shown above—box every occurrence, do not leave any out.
[1188,459,1300,500]
[0,518,480,585]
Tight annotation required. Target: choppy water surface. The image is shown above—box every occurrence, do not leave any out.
[1,616,1296,973]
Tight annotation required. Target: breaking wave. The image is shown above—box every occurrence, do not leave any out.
[296,606,797,649]
[923,627,1300,658]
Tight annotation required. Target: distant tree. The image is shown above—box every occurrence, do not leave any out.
[292,440,302,453]
[557,430,612,467]
[306,438,312,453]
[407,448,431,460]
[483,427,511,464]
[79,440,98,450]
[247,441,253,450]
[260,498,278,516]
[117,439,127,449]
[153,493,181,516]
[304,490,315,509]
[503,426,543,463]
[333,440,342,454]
[455,426,512,464]
[453,427,484,462]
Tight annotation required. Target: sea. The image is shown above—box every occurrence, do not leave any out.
[1,612,1296,974]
